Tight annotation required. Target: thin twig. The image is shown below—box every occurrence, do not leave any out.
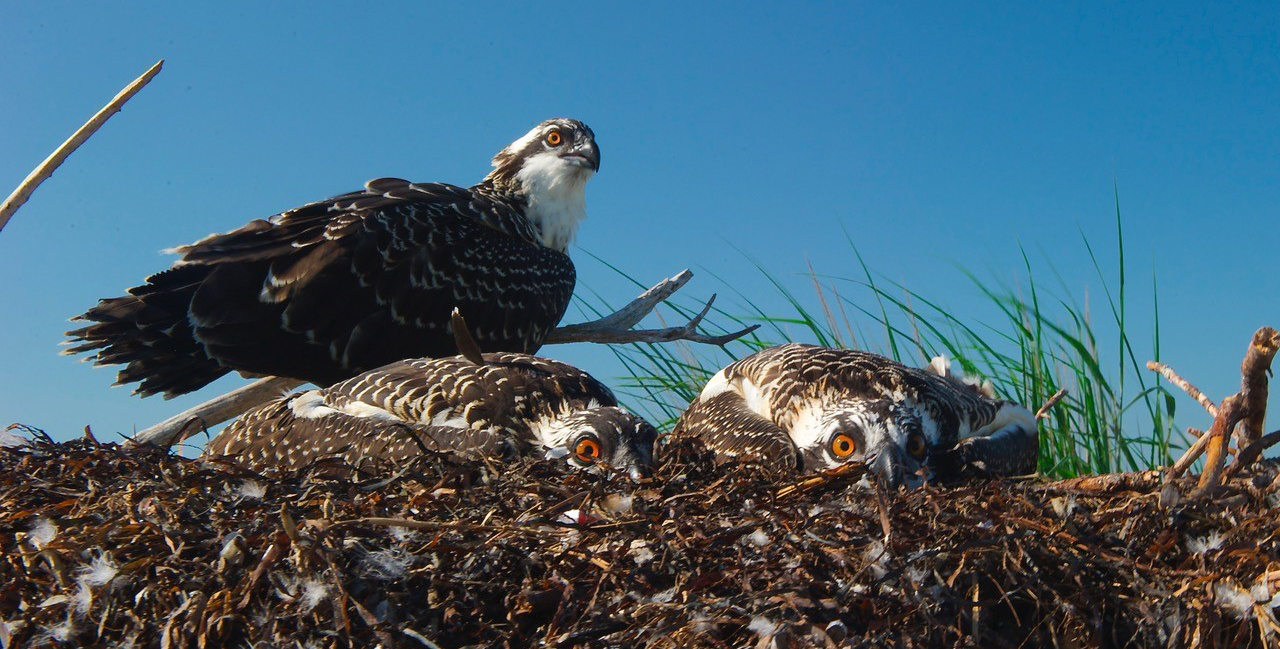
[0,60,163,233]
[1146,361,1218,416]
[1035,388,1068,420]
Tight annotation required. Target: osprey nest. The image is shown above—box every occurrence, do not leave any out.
[3,432,1280,649]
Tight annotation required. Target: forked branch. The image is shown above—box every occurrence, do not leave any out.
[544,269,759,346]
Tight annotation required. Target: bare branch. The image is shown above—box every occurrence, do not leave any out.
[546,269,693,340]
[548,292,758,346]
[1146,360,1217,416]
[1034,388,1068,420]
[1191,395,1244,498]
[1236,326,1279,449]
[545,270,758,346]
[126,376,305,448]
[1,60,163,233]
[1165,427,1209,483]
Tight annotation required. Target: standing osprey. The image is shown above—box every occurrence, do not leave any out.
[673,344,1038,486]
[65,119,600,397]
[203,353,657,480]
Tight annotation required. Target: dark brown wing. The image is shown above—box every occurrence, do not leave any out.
[67,179,575,397]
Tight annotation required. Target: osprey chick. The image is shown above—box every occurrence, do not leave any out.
[66,119,600,397]
[204,352,657,480]
[673,344,1038,486]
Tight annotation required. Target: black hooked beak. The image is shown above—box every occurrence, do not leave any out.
[867,446,910,489]
[562,139,600,171]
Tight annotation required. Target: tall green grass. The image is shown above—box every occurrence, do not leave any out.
[579,205,1179,479]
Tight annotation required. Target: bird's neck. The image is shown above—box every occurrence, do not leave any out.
[481,160,591,252]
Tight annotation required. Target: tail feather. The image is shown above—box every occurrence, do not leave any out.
[66,264,230,397]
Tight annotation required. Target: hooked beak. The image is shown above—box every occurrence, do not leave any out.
[561,140,600,171]
[868,446,910,489]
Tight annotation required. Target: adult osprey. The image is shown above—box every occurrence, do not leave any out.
[673,344,1038,486]
[203,353,657,481]
[65,118,600,397]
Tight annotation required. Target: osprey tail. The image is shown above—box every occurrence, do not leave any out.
[65,264,231,398]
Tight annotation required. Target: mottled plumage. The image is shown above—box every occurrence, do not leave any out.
[673,343,1038,486]
[204,353,656,479]
[66,119,600,397]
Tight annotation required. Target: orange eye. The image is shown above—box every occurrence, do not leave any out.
[906,433,928,458]
[574,437,601,461]
[830,433,857,459]
[545,131,563,146]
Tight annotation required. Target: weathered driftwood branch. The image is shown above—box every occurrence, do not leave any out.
[131,270,755,449]
[1166,427,1209,482]
[1146,360,1218,416]
[544,269,759,346]
[127,376,305,449]
[0,60,164,234]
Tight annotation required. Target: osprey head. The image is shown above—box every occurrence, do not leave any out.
[484,118,600,251]
[488,118,600,178]
[795,400,931,488]
[540,406,657,482]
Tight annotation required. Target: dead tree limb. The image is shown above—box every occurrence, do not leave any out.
[1191,395,1244,497]
[1166,427,1209,483]
[543,269,759,346]
[0,60,163,234]
[1146,361,1218,417]
[130,270,755,450]
[1236,326,1280,449]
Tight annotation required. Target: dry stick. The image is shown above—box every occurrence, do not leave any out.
[1035,389,1068,420]
[0,60,163,233]
[544,269,759,346]
[1236,326,1280,449]
[1146,361,1218,417]
[1191,395,1244,497]
[1166,427,1209,482]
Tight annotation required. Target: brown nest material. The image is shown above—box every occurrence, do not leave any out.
[3,431,1280,649]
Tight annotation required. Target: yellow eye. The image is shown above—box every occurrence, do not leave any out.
[574,437,601,461]
[545,130,563,146]
[830,433,857,459]
[906,433,928,458]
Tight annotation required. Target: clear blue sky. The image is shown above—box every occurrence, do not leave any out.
[2,2,1276,450]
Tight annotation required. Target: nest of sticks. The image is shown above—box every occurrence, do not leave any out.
[2,327,1278,649]
[1,435,1278,649]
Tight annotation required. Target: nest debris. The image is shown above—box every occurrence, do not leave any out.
[3,431,1280,649]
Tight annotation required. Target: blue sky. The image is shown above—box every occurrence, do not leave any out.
[1,2,1276,451]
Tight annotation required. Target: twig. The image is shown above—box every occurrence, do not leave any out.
[544,270,759,346]
[1165,427,1209,482]
[1035,389,1068,420]
[0,60,163,234]
[1146,360,1218,416]
[450,308,485,365]
[127,376,305,448]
